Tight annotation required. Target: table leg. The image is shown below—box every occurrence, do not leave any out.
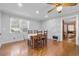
[33,39,34,48]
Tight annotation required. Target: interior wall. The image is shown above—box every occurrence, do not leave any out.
[0,13,1,47]
[0,12,41,44]
[0,13,1,33]
[29,20,41,30]
[77,15,79,45]
[42,18,61,41]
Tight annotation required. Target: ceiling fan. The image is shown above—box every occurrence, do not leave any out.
[48,3,77,13]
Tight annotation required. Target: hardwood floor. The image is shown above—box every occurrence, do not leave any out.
[0,39,79,56]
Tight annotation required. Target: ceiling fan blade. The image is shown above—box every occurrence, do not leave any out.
[48,7,57,13]
[62,3,77,6]
[48,3,77,7]
[48,3,61,6]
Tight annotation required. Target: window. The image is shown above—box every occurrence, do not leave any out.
[10,17,20,33]
[20,19,30,32]
[68,25,75,31]
[10,17,30,33]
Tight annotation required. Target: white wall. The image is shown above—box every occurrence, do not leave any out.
[0,13,1,47]
[0,12,41,44]
[77,15,79,45]
[0,13,1,33]
[42,18,61,41]
[29,20,41,30]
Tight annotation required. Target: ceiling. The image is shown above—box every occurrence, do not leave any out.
[0,3,79,21]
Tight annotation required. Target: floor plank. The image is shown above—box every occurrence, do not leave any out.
[0,39,79,56]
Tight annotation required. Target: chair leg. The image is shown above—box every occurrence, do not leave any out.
[44,39,47,46]
[28,40,33,48]
[27,40,30,47]
[45,39,47,45]
[43,39,45,47]
[41,40,43,48]
[37,40,43,48]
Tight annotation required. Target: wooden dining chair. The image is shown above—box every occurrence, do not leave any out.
[40,31,44,48]
[32,36,36,48]
[32,36,42,48]
[34,30,38,34]
[36,31,44,48]
[28,30,33,34]
[27,36,33,48]
[28,36,38,49]
[44,31,47,45]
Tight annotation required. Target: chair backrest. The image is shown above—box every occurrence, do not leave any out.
[37,31,42,36]
[44,31,47,36]
[34,30,38,34]
[44,31,47,39]
[28,30,33,34]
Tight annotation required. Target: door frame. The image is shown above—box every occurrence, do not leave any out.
[61,15,78,45]
[62,20,76,40]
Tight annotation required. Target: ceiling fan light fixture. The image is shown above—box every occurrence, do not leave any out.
[56,5,63,11]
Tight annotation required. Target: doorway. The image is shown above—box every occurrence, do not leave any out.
[62,20,76,44]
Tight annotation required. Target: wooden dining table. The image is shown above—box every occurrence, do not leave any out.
[31,34,46,48]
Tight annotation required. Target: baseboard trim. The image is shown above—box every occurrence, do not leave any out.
[2,39,25,45]
[76,43,79,46]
